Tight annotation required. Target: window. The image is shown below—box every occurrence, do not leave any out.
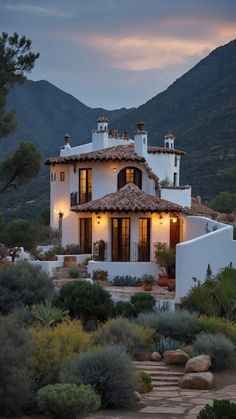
[50,173,54,182]
[112,218,130,261]
[173,173,177,187]
[174,155,178,167]
[60,172,65,181]
[118,167,142,190]
[80,218,92,253]
[139,218,150,261]
[79,169,92,204]
[54,172,56,181]
[70,192,78,207]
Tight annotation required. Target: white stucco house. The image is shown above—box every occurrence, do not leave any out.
[45,117,236,301]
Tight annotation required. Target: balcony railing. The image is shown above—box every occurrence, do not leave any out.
[93,242,153,262]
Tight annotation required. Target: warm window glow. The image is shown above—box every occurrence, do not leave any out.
[79,169,92,204]
[118,167,142,189]
[126,168,135,183]
[60,172,65,181]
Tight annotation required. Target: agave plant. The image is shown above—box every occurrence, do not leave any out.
[156,336,182,356]
[31,301,68,326]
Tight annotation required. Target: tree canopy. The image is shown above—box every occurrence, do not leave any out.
[0,32,39,138]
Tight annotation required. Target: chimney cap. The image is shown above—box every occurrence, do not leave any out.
[164,133,175,139]
[97,116,108,123]
[137,121,145,131]
[64,133,70,138]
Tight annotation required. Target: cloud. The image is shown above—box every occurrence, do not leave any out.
[5,4,74,18]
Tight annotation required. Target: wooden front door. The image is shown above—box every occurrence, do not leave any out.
[169,215,180,249]
[139,218,150,261]
[80,218,92,253]
[112,218,130,261]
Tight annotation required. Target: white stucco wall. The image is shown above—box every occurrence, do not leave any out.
[176,216,236,301]
[88,261,159,281]
[60,142,92,157]
[160,187,191,208]
[147,152,180,186]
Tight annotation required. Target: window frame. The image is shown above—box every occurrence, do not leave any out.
[117,166,142,190]
[79,168,92,204]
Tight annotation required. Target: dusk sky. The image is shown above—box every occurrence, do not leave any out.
[1,0,236,109]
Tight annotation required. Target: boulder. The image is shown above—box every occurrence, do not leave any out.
[185,355,211,373]
[164,349,189,365]
[150,351,161,362]
[134,391,141,401]
[179,372,214,390]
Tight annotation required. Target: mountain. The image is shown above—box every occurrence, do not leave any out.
[114,39,236,198]
[1,39,236,220]
[0,80,132,220]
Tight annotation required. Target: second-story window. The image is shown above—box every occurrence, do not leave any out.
[118,167,142,190]
[79,168,92,204]
[60,172,65,181]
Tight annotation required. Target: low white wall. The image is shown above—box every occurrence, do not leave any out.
[56,254,91,265]
[88,261,159,281]
[183,216,226,241]
[176,217,236,301]
[161,187,191,208]
[30,260,61,277]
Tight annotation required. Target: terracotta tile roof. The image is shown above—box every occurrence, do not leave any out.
[71,183,192,214]
[45,144,185,166]
[191,196,219,219]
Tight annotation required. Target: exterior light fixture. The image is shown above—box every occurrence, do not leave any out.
[171,215,178,223]
[97,215,101,224]
[159,214,163,224]
[113,167,117,173]
[58,211,64,219]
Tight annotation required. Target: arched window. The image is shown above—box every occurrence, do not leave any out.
[118,167,142,190]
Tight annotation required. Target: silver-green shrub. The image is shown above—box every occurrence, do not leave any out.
[136,310,200,342]
[61,345,137,408]
[193,333,235,370]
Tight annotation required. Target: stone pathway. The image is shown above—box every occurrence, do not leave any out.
[103,284,175,301]
[135,361,236,418]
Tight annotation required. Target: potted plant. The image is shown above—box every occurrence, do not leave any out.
[154,242,176,286]
[93,240,106,261]
[142,274,155,291]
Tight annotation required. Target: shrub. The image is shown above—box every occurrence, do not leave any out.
[31,319,91,383]
[154,242,175,276]
[57,280,113,325]
[137,371,153,393]
[157,336,182,356]
[93,269,108,282]
[0,316,34,417]
[198,316,236,344]
[193,333,235,370]
[136,310,200,342]
[112,275,140,286]
[130,292,156,314]
[140,274,155,285]
[65,244,82,254]
[0,260,53,314]
[68,267,80,278]
[197,399,236,419]
[182,267,236,320]
[114,301,136,318]
[37,383,100,419]
[61,346,137,408]
[31,301,68,326]
[91,318,155,360]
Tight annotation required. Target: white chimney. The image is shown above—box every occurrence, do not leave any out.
[164,133,175,149]
[134,122,147,157]
[92,116,109,151]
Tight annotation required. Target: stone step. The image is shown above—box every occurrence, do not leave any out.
[151,386,180,392]
[143,371,184,376]
[151,381,180,387]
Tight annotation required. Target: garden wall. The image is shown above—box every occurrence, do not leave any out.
[88,261,159,281]
[176,216,236,301]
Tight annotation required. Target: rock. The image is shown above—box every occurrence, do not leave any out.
[179,372,214,390]
[164,349,189,365]
[185,355,211,373]
[183,345,193,354]
[150,351,162,362]
[134,391,142,401]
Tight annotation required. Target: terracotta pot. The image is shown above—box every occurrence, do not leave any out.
[49,255,57,261]
[157,275,169,287]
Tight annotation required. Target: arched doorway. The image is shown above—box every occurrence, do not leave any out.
[170,215,181,249]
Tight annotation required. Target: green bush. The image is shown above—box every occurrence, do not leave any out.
[65,244,82,254]
[61,346,137,408]
[157,336,182,356]
[93,269,108,282]
[154,242,175,276]
[114,301,136,318]
[37,383,101,419]
[136,310,200,342]
[137,371,153,393]
[68,267,80,278]
[91,318,155,360]
[193,333,235,370]
[197,399,236,419]
[0,316,34,417]
[198,316,236,344]
[112,275,140,286]
[0,260,53,314]
[31,301,68,326]
[57,280,113,325]
[182,267,236,320]
[130,292,156,314]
